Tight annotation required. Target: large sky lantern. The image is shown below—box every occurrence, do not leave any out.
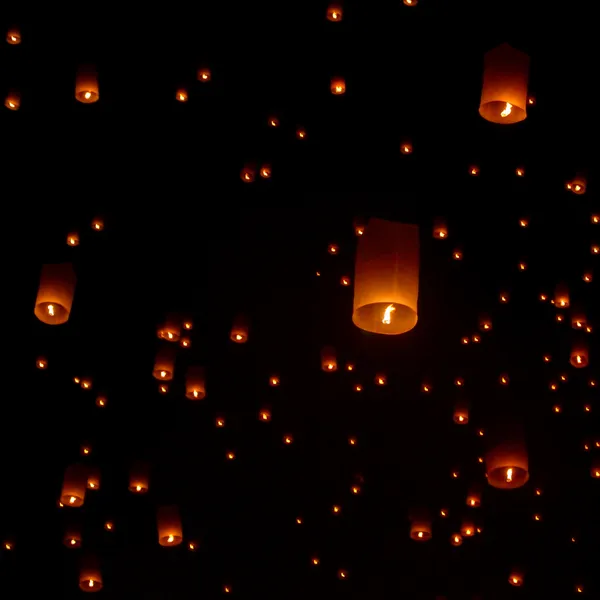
[157,313,181,342]
[185,366,207,400]
[479,43,530,124]
[153,346,176,381]
[157,505,183,547]
[129,461,150,493]
[320,346,338,371]
[79,556,103,592]
[485,426,529,489]
[34,263,76,325]
[75,66,99,103]
[61,465,87,507]
[352,218,420,335]
[409,509,432,541]
[230,314,249,343]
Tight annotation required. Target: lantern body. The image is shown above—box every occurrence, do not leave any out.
[567,175,587,195]
[87,466,101,490]
[79,557,103,592]
[479,43,529,124]
[570,342,589,368]
[554,283,570,308]
[61,465,87,507]
[64,527,82,548]
[186,366,206,400]
[230,315,249,343]
[409,519,432,541]
[591,459,600,478]
[157,314,181,342]
[75,67,99,103]
[157,505,183,546]
[353,218,419,335]
[326,3,343,21]
[34,263,76,324]
[460,519,476,537]
[197,67,211,82]
[486,439,529,489]
[321,346,337,371]
[433,217,448,239]
[129,461,150,493]
[330,77,346,95]
[153,346,175,380]
[453,399,469,424]
[6,28,21,44]
[4,91,20,110]
[509,571,524,586]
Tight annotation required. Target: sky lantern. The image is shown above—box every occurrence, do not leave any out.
[486,434,529,489]
[479,43,530,124]
[60,465,87,507]
[230,314,249,342]
[326,3,343,21]
[153,346,175,380]
[75,66,100,103]
[157,313,181,341]
[129,461,150,493]
[185,366,207,400]
[79,556,103,592]
[352,218,419,335]
[6,27,21,44]
[320,346,337,371]
[157,505,183,546]
[34,263,76,325]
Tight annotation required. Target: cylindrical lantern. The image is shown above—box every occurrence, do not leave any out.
[157,505,183,546]
[75,66,100,103]
[571,308,587,329]
[79,556,103,592]
[479,43,530,124]
[34,263,76,324]
[591,459,600,478]
[352,218,419,335]
[64,525,82,548]
[6,27,21,44]
[432,217,448,239]
[330,76,346,95]
[509,569,525,587]
[185,366,206,400]
[466,484,482,507]
[486,436,529,489]
[453,399,469,424]
[460,519,476,537]
[61,465,87,507]
[570,339,589,368]
[326,3,343,21]
[129,461,150,493]
[409,510,432,541]
[566,174,587,195]
[87,466,101,490]
[4,90,20,110]
[197,67,211,82]
[157,314,181,342]
[230,314,249,343]
[554,283,570,308]
[153,346,175,380]
[320,346,337,371]
[67,232,80,246]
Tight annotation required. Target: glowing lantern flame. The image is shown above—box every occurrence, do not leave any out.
[500,102,512,117]
[506,468,513,483]
[382,304,395,324]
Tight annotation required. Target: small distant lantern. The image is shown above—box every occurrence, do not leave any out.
[129,461,150,493]
[554,283,570,308]
[403,0,417,5]
[87,466,101,490]
[240,166,255,182]
[570,339,589,368]
[185,366,206,400]
[409,510,432,541]
[175,88,188,102]
[91,217,104,231]
[64,526,82,548]
[591,458,600,478]
[466,485,482,507]
[353,218,366,236]
[34,263,76,325]
[79,556,103,592]
[486,434,529,489]
[153,346,175,380]
[330,76,346,95]
[460,519,476,537]
[4,90,20,110]
[6,27,21,44]
[469,165,480,176]
[67,232,80,246]
[296,126,307,139]
[509,569,525,587]
[353,218,419,335]
[36,356,48,369]
[60,465,87,507]
[157,314,181,342]
[433,217,448,239]
[450,533,463,546]
[566,173,587,195]
[321,346,337,371]
[157,505,183,547]
[326,3,343,21]
[197,67,211,82]
[400,141,413,154]
[75,66,100,103]
[453,399,469,424]
[571,308,587,329]
[479,43,530,124]
[230,314,249,343]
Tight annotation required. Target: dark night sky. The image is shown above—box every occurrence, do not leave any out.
[1,2,598,599]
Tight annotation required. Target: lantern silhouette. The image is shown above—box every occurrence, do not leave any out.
[153,346,175,380]
[230,314,249,343]
[79,556,103,592]
[353,218,419,335]
[129,461,150,493]
[60,465,87,507]
[75,66,99,103]
[157,314,181,342]
[486,435,529,489]
[479,43,530,124]
[321,346,337,371]
[330,76,346,95]
[157,505,183,546]
[34,263,76,325]
[185,366,206,400]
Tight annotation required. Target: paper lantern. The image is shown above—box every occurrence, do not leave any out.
[75,66,99,103]
[157,313,181,342]
[326,3,343,21]
[554,283,570,308]
[185,366,206,400]
[34,263,76,325]
[330,76,346,95]
[64,526,82,548]
[352,218,419,335]
[129,461,150,493]
[197,67,211,82]
[466,484,482,507]
[486,436,529,489]
[79,556,103,592]
[60,465,87,507]
[409,510,432,541]
[157,505,183,546]
[153,346,175,380]
[86,466,101,490]
[479,43,530,124]
[453,399,469,424]
[320,346,337,371]
[566,173,587,195]
[6,27,21,44]
[570,339,589,368]
[4,90,20,110]
[230,314,249,343]
[509,569,525,587]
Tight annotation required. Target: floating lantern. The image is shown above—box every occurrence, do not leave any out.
[87,466,101,490]
[554,283,570,308]
[60,465,87,507]
[230,314,249,343]
[326,3,343,21]
[4,90,20,110]
[241,166,255,182]
[466,484,482,507]
[153,346,175,380]
[157,505,183,546]
[321,346,337,371]
[400,140,413,154]
[330,76,346,95]
[197,67,211,82]
[185,366,206,400]
[409,510,432,541]
[64,525,82,548]
[353,218,419,335]
[157,314,181,342]
[175,88,188,102]
[570,339,589,368]
[129,461,150,493]
[75,66,99,103]
[509,569,525,587]
[34,263,76,325]
[6,27,21,44]
[67,232,80,246]
[433,217,448,239]
[479,43,530,124]
[453,399,469,424]
[566,173,587,195]
[79,556,103,592]
[486,433,529,489]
